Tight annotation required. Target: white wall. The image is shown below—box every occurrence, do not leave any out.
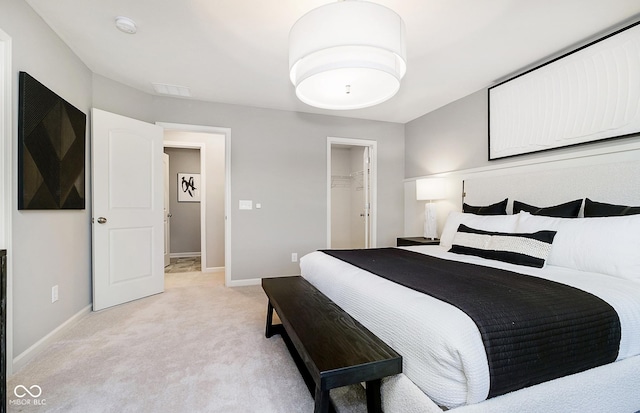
[330,146,367,249]
[330,147,351,248]
[349,146,366,249]
[1,0,93,360]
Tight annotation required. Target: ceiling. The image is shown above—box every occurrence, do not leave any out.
[25,0,640,124]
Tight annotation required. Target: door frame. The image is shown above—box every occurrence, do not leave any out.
[1,27,13,376]
[157,123,231,284]
[326,137,377,249]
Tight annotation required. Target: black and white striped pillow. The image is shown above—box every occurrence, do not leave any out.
[449,224,557,268]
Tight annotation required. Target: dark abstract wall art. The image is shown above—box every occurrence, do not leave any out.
[18,72,86,209]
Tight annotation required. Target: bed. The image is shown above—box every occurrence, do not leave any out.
[300,157,640,413]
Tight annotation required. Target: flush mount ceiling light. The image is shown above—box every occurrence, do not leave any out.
[115,16,137,34]
[289,0,406,110]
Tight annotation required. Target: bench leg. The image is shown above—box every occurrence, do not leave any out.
[365,379,382,413]
[314,386,330,413]
[265,301,275,338]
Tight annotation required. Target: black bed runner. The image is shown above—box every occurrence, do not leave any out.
[321,248,621,398]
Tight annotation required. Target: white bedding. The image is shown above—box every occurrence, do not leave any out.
[300,245,640,409]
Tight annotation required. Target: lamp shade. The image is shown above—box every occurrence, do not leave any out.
[289,1,406,110]
[416,178,445,201]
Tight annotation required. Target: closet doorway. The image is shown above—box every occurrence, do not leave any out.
[327,137,377,249]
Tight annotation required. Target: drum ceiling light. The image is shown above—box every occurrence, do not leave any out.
[289,0,407,110]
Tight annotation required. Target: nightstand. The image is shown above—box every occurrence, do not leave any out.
[396,237,440,247]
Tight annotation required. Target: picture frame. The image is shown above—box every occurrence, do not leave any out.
[177,173,201,202]
[18,72,86,209]
[488,21,640,160]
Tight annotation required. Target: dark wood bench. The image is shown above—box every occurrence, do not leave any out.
[262,276,402,413]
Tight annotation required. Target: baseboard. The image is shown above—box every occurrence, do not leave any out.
[203,266,224,274]
[227,274,300,288]
[169,252,201,258]
[226,278,261,287]
[12,304,92,373]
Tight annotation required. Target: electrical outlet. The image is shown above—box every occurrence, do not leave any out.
[52,285,59,303]
[291,253,298,263]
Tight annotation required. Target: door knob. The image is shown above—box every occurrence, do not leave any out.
[167,213,172,218]
[97,217,107,224]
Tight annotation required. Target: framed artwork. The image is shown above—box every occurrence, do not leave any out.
[178,173,200,202]
[18,72,86,209]
[489,21,640,160]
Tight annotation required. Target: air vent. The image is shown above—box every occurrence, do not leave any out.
[151,82,192,97]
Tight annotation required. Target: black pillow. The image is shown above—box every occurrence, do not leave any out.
[584,198,640,217]
[462,198,507,215]
[449,224,557,268]
[513,199,582,218]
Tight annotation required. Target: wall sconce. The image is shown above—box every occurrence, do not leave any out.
[416,178,445,240]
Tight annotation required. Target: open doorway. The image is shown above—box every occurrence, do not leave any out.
[159,123,229,278]
[327,137,377,249]
[163,147,202,272]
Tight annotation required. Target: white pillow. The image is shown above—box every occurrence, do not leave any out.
[516,211,640,281]
[439,211,519,249]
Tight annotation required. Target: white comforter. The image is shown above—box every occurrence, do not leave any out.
[299,246,640,409]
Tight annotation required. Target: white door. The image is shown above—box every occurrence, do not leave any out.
[362,146,371,248]
[163,153,171,267]
[92,108,164,311]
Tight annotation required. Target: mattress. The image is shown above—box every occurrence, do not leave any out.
[299,245,640,409]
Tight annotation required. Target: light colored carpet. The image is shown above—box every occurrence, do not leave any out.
[7,272,367,413]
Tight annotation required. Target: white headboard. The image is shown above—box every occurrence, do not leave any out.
[404,141,640,237]
[463,159,640,216]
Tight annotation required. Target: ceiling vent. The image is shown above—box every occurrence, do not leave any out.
[151,82,192,98]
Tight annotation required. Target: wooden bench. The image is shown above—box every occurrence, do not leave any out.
[262,276,402,413]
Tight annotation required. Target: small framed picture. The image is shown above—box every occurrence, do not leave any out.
[177,173,201,202]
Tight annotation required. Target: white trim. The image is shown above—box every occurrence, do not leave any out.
[169,252,201,258]
[12,304,91,373]
[227,274,301,287]
[203,266,224,274]
[0,28,13,376]
[226,278,261,287]
[157,122,232,287]
[327,137,378,248]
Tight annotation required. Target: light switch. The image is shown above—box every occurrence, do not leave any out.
[239,200,253,210]
[256,203,262,209]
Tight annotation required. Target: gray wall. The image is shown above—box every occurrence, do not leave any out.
[92,74,154,123]
[405,89,488,177]
[1,0,93,356]
[152,98,405,281]
[164,148,201,255]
